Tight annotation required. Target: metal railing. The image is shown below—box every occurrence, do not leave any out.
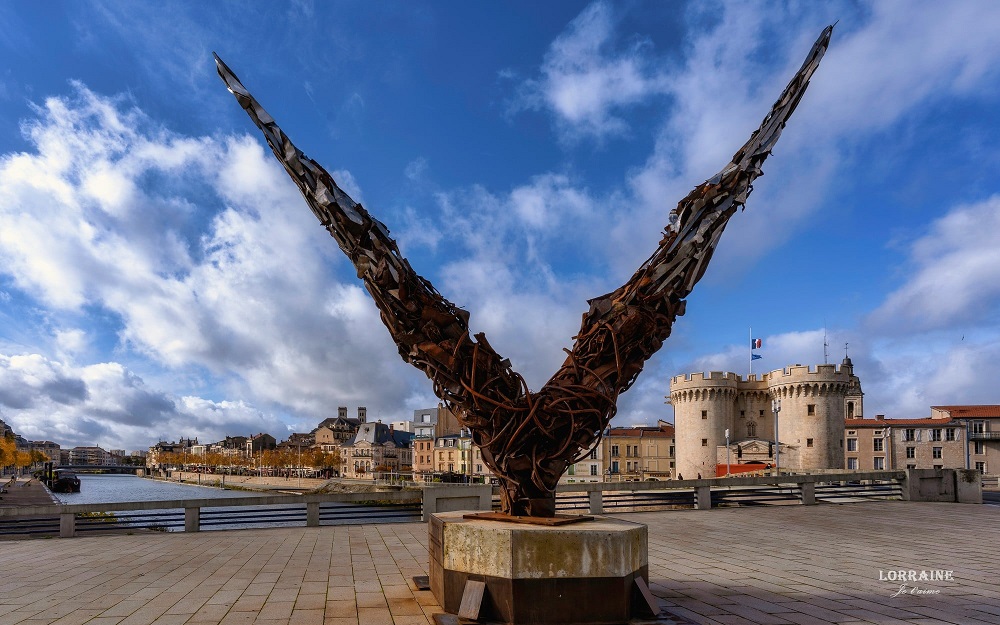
[0,490,423,538]
[0,471,925,539]
[969,431,1000,440]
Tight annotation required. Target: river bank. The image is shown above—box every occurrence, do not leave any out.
[153,470,329,492]
[0,476,57,507]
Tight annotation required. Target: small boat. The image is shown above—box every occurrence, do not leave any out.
[51,469,81,493]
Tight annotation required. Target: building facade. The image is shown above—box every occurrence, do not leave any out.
[844,415,966,471]
[339,422,413,479]
[930,405,1000,476]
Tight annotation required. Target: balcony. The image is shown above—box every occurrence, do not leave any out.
[969,431,1000,440]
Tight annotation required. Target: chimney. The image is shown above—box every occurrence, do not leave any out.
[876,414,885,421]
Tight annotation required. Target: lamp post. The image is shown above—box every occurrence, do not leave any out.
[725,429,731,477]
[772,399,781,476]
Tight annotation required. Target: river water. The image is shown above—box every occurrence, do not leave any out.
[49,474,419,530]
[51,474,256,505]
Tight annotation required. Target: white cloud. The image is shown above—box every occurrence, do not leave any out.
[0,351,289,449]
[869,196,1000,333]
[0,83,424,434]
[510,1,669,139]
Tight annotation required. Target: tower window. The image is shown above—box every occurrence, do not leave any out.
[740,410,745,418]
[701,410,707,419]
[759,410,765,417]
[806,438,814,448]
[701,439,708,447]
[746,422,757,437]
[807,404,816,416]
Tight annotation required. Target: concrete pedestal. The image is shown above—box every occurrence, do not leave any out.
[429,511,648,624]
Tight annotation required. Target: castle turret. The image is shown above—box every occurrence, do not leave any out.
[670,372,739,479]
[765,364,850,470]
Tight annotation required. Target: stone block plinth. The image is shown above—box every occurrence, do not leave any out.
[429,511,648,624]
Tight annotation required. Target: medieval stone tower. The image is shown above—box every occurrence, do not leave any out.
[670,358,862,478]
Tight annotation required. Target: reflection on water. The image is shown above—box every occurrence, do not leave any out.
[52,474,255,505]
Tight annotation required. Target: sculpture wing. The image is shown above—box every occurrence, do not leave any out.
[534,26,834,459]
[213,54,528,429]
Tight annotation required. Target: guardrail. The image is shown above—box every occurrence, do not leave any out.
[1,470,979,539]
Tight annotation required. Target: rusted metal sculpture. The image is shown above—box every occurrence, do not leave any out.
[215,25,832,517]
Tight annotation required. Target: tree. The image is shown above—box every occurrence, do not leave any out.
[0,434,16,472]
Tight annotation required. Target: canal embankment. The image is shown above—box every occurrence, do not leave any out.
[152,470,329,492]
[0,476,57,508]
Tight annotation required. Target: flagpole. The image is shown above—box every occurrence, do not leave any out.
[749,326,753,376]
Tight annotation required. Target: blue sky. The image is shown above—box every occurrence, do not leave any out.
[2,1,999,452]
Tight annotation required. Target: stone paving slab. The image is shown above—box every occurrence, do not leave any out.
[0,501,996,625]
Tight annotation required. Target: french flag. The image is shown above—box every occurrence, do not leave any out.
[752,338,762,349]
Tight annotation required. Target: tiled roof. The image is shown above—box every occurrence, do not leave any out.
[931,405,1000,418]
[845,418,958,427]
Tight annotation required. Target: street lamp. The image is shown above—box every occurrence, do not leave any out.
[725,429,731,477]
[772,399,781,476]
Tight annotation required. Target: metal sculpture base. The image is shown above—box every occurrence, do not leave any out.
[430,511,649,624]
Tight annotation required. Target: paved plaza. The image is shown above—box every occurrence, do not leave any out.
[1,501,997,625]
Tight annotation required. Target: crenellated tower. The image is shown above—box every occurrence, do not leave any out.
[670,361,861,475]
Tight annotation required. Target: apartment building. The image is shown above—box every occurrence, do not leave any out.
[603,422,676,481]
[844,415,965,471]
[930,405,999,476]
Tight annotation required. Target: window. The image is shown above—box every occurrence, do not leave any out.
[975,461,986,475]
[611,461,619,474]
[874,430,883,437]
[477,464,483,473]
[625,446,631,457]
[740,410,745,418]
[973,421,985,434]
[946,428,956,441]
[611,445,619,457]
[873,457,885,470]
[589,449,598,460]
[568,465,575,475]
[847,430,856,435]
[422,414,430,423]
[807,404,816,416]
[931,429,942,441]
[906,447,915,459]
[701,410,708,419]
[759,410,765,417]
[932,447,942,459]
[806,438,814,448]
[847,438,857,452]
[904,429,916,442]
[747,422,757,437]
[590,465,598,476]
[847,457,858,470]
[702,439,708,447]
[873,439,884,452]
[907,464,916,469]
[669,445,675,456]
[847,401,855,418]
[933,465,942,470]
[974,441,985,455]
